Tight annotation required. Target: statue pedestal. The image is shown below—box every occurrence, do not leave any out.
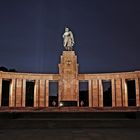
[58,51,79,106]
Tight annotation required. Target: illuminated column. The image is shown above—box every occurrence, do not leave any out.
[45,80,49,107]
[136,78,140,107]
[39,80,45,107]
[111,79,116,107]
[15,79,23,107]
[58,80,61,106]
[88,80,92,107]
[122,78,128,107]
[34,80,39,107]
[22,79,26,107]
[0,78,2,107]
[92,79,99,107]
[99,79,103,107]
[115,79,122,107]
[76,80,79,107]
[9,79,16,107]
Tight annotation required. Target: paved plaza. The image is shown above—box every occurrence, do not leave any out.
[0,128,140,140]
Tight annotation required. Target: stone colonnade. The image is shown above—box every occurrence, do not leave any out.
[11,79,49,107]
[0,72,59,107]
[79,72,140,108]
[0,71,140,108]
[87,78,140,107]
[0,78,50,107]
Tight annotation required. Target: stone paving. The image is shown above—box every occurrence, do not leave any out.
[0,111,140,140]
[0,128,140,140]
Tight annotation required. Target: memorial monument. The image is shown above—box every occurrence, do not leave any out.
[62,27,74,51]
[0,27,140,111]
[59,27,78,106]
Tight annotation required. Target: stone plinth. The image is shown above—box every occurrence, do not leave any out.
[58,51,78,103]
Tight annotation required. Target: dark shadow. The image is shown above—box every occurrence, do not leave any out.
[25,81,34,107]
[103,80,112,107]
[60,101,77,107]
[79,81,89,107]
[49,81,58,107]
[49,96,58,107]
[1,80,10,106]
[127,80,136,106]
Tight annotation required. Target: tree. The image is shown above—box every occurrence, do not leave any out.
[0,66,8,72]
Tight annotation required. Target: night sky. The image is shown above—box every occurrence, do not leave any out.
[0,0,140,74]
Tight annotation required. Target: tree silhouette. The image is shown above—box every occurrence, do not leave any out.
[0,66,8,72]
[0,66,17,72]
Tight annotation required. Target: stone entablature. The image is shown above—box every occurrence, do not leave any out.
[1,71,140,80]
[0,72,60,80]
[78,72,140,80]
[0,51,140,108]
[0,71,140,80]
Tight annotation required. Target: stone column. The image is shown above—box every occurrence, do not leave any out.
[92,79,99,107]
[34,80,39,107]
[15,79,23,107]
[0,78,2,107]
[111,79,116,107]
[45,80,49,107]
[39,80,45,107]
[122,78,128,107]
[99,79,103,107]
[58,80,61,106]
[88,80,92,107]
[76,80,79,107]
[115,79,122,107]
[22,79,26,107]
[9,79,16,107]
[135,78,140,107]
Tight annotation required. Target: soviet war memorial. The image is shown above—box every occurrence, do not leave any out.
[1,0,140,140]
[0,27,140,110]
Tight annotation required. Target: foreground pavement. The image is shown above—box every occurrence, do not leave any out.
[0,111,140,140]
[0,128,140,140]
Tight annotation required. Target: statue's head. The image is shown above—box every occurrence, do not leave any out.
[65,27,69,32]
